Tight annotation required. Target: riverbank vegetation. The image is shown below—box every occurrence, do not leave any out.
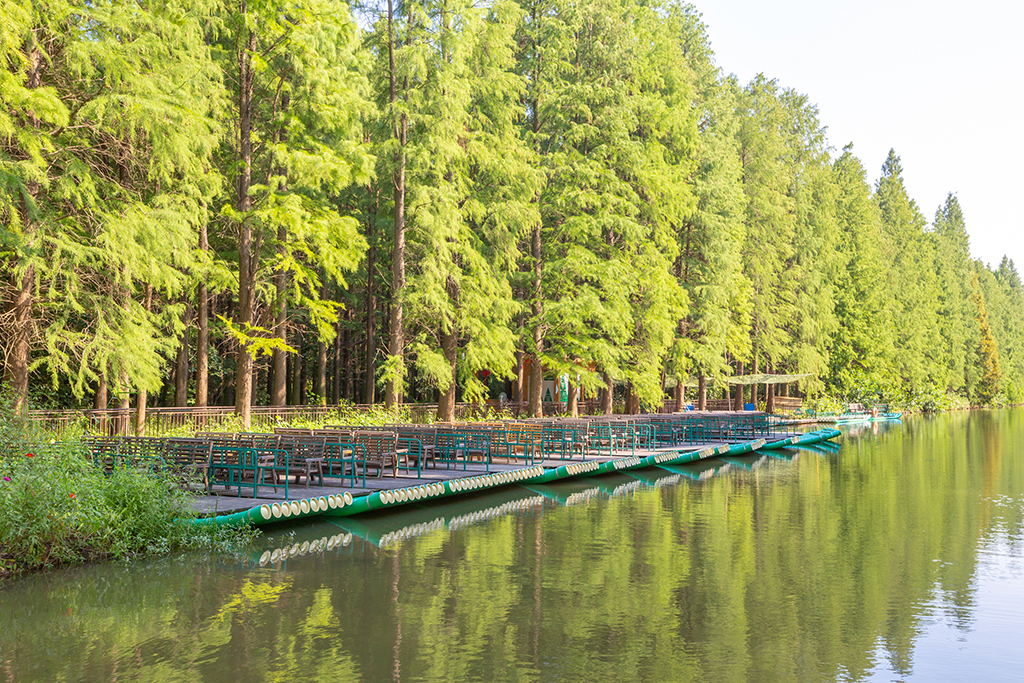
[3,0,1022,423]
[0,403,253,579]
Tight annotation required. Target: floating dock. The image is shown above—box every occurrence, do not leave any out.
[191,428,841,528]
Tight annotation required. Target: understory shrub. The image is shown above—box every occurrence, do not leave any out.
[0,399,253,579]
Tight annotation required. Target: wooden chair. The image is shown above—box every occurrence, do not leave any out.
[354,430,399,478]
[273,435,327,488]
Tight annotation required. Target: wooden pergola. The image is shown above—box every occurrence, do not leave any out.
[724,373,814,413]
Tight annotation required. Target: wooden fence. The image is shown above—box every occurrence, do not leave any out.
[25,393,801,437]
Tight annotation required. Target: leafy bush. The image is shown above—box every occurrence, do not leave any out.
[0,397,252,579]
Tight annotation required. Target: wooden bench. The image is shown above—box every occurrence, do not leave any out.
[490,423,541,464]
[87,437,165,475]
[317,430,363,488]
[353,430,399,478]
[396,427,436,471]
[163,438,214,487]
[273,435,327,488]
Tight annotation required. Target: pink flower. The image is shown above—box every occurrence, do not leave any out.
[2,477,10,482]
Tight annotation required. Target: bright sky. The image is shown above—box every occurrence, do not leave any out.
[694,0,1024,270]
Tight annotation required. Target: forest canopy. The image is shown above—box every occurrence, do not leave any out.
[3,0,1021,424]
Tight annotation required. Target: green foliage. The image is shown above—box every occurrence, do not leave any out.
[4,0,1024,421]
[971,272,1002,406]
[0,406,252,579]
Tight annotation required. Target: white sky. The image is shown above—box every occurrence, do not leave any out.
[693,0,1024,270]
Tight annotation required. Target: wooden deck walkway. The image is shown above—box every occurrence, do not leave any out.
[191,433,803,515]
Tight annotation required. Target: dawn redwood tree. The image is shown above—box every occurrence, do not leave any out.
[737,76,799,391]
[875,150,942,389]
[216,0,370,427]
[828,145,895,392]
[932,193,978,393]
[669,7,748,405]
[1,0,224,412]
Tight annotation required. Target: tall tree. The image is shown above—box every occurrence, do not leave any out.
[932,193,977,392]
[737,76,798,384]
[2,0,224,411]
[669,11,748,402]
[218,0,371,426]
[874,150,941,389]
[828,145,894,392]
[970,271,1001,405]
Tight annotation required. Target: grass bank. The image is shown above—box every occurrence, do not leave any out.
[0,403,254,581]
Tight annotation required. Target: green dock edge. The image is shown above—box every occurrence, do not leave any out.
[187,428,841,528]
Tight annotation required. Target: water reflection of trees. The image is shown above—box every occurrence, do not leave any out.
[2,412,1023,681]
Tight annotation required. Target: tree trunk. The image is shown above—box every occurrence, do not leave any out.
[93,375,108,411]
[364,203,377,404]
[174,304,190,407]
[527,221,543,417]
[116,370,130,436]
[751,352,759,406]
[673,382,683,412]
[567,380,578,418]
[436,323,457,423]
[4,265,33,413]
[601,373,613,415]
[697,375,707,411]
[316,339,327,406]
[289,334,303,405]
[734,361,744,410]
[332,317,342,404]
[92,374,108,434]
[134,284,154,435]
[385,0,407,409]
[343,306,354,401]
[271,232,288,406]
[195,225,210,407]
[234,11,258,429]
[2,43,44,413]
[766,379,775,414]
[513,350,524,404]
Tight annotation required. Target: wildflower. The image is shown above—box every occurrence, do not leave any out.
[69,493,76,500]
[2,477,9,482]
[25,453,34,458]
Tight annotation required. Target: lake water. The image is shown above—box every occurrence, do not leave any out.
[2,411,1024,682]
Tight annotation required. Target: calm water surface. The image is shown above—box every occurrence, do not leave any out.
[3,411,1024,682]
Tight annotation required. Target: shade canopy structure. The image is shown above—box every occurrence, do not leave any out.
[724,373,814,386]
[670,374,813,389]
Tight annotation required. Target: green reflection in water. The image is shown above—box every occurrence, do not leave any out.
[3,411,1024,682]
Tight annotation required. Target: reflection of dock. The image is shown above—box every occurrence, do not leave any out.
[524,479,606,506]
[717,454,768,471]
[247,432,832,563]
[660,459,731,481]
